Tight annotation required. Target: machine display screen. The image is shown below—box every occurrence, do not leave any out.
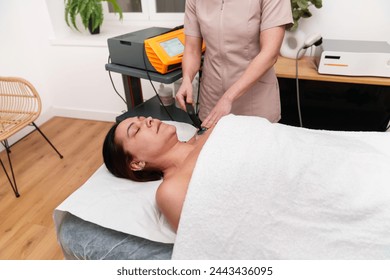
[160,38,184,57]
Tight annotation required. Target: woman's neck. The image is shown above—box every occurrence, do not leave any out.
[164,127,214,176]
[149,127,213,179]
[158,141,195,179]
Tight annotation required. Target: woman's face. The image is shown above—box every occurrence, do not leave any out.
[115,116,178,163]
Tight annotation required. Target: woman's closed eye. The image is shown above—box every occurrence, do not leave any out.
[131,126,140,136]
[127,123,140,137]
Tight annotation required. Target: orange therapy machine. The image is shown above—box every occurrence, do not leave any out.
[108,26,205,74]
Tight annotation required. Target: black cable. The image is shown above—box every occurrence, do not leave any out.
[295,46,305,128]
[107,55,127,105]
[195,68,202,115]
[142,44,174,121]
[295,36,323,128]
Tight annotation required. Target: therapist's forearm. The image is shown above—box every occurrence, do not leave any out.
[182,57,201,85]
[181,38,202,84]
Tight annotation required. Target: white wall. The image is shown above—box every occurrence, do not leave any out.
[300,0,390,42]
[0,0,57,146]
[0,0,54,122]
[0,0,389,145]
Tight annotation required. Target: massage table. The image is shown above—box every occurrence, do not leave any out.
[54,115,390,260]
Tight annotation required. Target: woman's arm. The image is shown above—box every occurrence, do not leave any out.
[155,125,214,231]
[201,26,285,128]
[156,178,188,232]
[175,35,203,110]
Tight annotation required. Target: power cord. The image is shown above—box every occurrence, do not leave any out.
[194,68,202,115]
[107,55,128,105]
[295,48,305,128]
[194,48,205,116]
[142,43,174,121]
[295,34,323,128]
[106,43,175,121]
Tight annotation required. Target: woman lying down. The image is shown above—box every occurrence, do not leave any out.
[103,114,390,259]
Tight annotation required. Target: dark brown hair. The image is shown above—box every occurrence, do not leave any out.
[102,122,163,182]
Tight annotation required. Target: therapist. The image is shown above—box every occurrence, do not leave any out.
[176,0,293,128]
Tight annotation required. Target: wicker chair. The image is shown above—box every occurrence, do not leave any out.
[0,77,63,197]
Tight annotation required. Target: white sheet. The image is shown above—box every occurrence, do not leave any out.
[54,121,196,244]
[172,114,390,259]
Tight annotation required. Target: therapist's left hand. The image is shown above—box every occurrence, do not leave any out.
[201,96,232,128]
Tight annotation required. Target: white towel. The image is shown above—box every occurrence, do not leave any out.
[172,114,390,259]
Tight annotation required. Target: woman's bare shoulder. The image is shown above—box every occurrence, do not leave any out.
[156,177,189,231]
[156,177,185,200]
[155,128,214,230]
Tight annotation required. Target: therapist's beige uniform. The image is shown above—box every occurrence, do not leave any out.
[184,0,293,122]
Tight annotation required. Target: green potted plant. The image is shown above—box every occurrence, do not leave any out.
[65,0,123,34]
[289,0,323,31]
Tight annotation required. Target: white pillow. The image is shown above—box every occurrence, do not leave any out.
[54,121,197,244]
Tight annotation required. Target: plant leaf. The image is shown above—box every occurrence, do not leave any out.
[64,0,105,32]
[297,0,309,10]
[310,0,323,9]
[288,0,322,31]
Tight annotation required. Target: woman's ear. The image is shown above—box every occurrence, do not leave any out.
[130,160,146,171]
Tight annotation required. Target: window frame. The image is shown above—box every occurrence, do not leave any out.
[103,0,185,24]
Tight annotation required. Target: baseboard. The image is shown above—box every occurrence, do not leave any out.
[49,106,123,122]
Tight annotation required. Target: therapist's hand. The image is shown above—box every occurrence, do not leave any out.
[175,79,194,110]
[201,96,232,128]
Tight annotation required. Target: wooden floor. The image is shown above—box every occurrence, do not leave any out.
[0,117,114,259]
